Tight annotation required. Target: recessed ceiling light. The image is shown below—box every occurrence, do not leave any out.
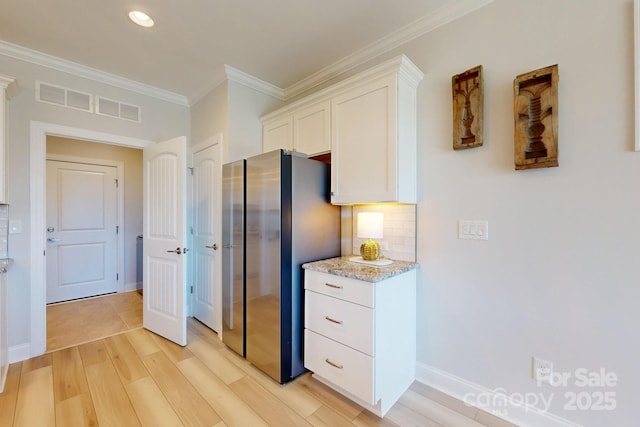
[129,10,154,28]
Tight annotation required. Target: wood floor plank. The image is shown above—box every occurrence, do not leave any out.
[187,337,244,384]
[229,375,312,427]
[21,353,52,374]
[13,366,55,427]
[187,318,225,350]
[307,405,355,427]
[84,361,141,427]
[0,362,22,427]
[51,346,90,402]
[142,351,220,427]
[177,356,267,427]
[125,376,185,427]
[55,393,99,427]
[295,374,364,421]
[150,332,194,363]
[398,389,486,427]
[352,410,400,427]
[104,333,149,384]
[78,340,110,367]
[125,328,161,357]
[385,401,445,427]
[219,347,323,418]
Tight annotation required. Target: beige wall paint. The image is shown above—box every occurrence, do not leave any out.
[46,136,143,289]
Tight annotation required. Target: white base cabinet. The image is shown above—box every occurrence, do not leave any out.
[303,268,417,417]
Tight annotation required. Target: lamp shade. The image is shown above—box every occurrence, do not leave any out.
[357,212,383,239]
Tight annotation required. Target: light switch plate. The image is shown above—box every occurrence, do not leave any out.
[458,220,488,240]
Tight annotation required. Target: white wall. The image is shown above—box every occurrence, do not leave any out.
[0,54,189,352]
[379,0,635,425]
[190,79,282,162]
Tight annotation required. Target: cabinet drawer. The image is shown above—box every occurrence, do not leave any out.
[304,330,374,404]
[304,270,373,307]
[305,290,374,355]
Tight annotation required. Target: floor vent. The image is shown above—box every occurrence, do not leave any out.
[97,97,141,123]
[37,81,93,113]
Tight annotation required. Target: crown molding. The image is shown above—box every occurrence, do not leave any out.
[0,40,189,107]
[284,0,494,100]
[224,65,285,101]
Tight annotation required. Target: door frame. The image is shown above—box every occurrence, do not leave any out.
[46,154,125,296]
[188,133,223,338]
[30,121,152,357]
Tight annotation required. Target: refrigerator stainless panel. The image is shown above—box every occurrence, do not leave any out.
[245,150,282,382]
[221,159,245,356]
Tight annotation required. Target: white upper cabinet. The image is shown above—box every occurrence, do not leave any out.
[262,100,330,157]
[293,100,331,156]
[263,115,293,153]
[260,55,423,204]
[330,57,423,204]
[0,75,17,204]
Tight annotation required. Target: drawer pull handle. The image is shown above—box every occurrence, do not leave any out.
[324,316,343,325]
[325,358,343,369]
[324,283,343,289]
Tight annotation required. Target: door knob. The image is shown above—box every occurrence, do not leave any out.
[47,227,55,233]
[205,244,218,250]
[47,237,61,243]
[167,247,182,254]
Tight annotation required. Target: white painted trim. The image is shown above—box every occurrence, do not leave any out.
[0,40,189,107]
[415,362,582,427]
[635,0,640,151]
[45,153,126,294]
[284,0,494,99]
[8,343,30,363]
[224,65,285,101]
[30,120,154,358]
[124,282,139,293]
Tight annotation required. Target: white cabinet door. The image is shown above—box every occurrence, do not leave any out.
[293,100,331,156]
[331,75,398,204]
[143,136,188,346]
[263,116,293,153]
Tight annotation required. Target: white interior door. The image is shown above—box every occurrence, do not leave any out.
[143,136,188,346]
[46,160,118,304]
[192,144,221,332]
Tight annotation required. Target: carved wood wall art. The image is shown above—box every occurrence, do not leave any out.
[513,65,559,170]
[452,65,483,150]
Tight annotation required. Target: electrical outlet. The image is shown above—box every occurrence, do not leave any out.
[532,357,553,385]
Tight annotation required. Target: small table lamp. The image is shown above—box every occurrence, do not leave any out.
[357,212,384,261]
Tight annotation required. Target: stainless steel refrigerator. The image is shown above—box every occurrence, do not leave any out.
[222,149,341,384]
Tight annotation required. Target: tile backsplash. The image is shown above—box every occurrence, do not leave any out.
[342,204,416,262]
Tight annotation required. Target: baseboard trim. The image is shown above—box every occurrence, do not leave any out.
[8,343,31,363]
[415,362,582,427]
[123,281,140,293]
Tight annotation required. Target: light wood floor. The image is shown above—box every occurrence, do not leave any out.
[46,291,143,352]
[1,317,518,427]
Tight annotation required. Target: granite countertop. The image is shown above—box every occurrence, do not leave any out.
[302,256,417,282]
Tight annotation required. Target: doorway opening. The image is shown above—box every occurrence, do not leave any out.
[29,121,152,358]
[44,136,143,352]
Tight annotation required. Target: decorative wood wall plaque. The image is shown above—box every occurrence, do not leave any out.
[513,65,559,170]
[452,65,483,150]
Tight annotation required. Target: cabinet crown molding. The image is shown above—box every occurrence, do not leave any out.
[0,75,17,99]
[260,54,423,123]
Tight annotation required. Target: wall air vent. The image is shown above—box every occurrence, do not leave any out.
[36,81,93,113]
[96,97,141,123]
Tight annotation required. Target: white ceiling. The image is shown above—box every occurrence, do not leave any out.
[0,0,489,104]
